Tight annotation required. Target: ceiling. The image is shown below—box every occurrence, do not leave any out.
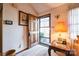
[14,3,65,15]
[29,3,65,15]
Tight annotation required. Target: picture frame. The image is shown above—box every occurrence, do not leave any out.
[19,11,28,26]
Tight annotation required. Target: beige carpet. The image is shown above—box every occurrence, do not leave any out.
[16,44,64,56]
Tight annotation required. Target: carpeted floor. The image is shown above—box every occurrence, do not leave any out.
[16,44,64,56]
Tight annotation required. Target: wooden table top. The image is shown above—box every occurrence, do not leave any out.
[51,43,70,51]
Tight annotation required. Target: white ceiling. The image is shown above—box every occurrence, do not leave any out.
[29,3,65,14]
[14,3,65,15]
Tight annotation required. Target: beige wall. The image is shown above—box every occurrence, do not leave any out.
[51,4,69,42]
[3,3,37,53]
[51,4,79,43]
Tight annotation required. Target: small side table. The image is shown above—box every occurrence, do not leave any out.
[48,45,74,56]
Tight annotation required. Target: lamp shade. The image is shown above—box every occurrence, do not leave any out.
[54,20,67,32]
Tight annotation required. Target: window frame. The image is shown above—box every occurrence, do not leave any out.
[38,14,51,45]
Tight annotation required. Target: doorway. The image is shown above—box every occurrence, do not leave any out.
[29,15,39,47]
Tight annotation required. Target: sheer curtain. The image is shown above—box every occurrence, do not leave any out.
[68,8,79,40]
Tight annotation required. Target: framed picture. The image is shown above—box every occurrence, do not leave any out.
[19,11,28,26]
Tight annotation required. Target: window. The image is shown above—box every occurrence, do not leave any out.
[68,8,79,39]
[39,15,50,45]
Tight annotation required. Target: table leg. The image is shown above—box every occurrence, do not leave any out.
[65,50,75,56]
[48,46,51,56]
